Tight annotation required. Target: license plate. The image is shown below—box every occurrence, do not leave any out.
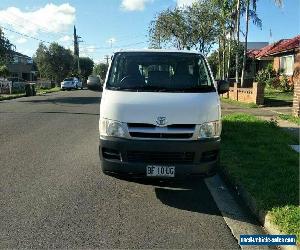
[146,165,175,177]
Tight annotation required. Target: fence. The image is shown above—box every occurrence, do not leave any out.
[221,82,265,105]
[0,78,27,95]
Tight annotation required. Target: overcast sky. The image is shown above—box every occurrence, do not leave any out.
[0,0,299,63]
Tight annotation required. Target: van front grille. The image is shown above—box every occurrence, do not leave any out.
[127,151,195,164]
[127,123,195,139]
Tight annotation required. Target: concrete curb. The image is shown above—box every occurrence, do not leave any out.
[219,168,298,250]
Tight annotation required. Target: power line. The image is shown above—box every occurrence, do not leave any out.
[0,25,51,44]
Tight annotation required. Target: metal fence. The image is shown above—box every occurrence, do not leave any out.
[0,78,13,94]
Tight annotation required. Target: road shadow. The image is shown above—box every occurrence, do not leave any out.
[105,173,253,219]
[20,96,101,105]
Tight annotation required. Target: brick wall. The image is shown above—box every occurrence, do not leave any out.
[292,50,300,117]
[273,57,280,73]
[222,82,264,105]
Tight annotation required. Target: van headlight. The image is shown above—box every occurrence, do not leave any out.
[198,121,221,139]
[99,118,127,138]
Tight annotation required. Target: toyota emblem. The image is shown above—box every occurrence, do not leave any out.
[156,116,167,127]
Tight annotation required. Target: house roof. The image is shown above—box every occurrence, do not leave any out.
[247,35,300,59]
[13,51,32,59]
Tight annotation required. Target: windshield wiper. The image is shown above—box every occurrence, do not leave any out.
[107,85,215,93]
[107,86,138,91]
[107,85,168,92]
[172,86,216,93]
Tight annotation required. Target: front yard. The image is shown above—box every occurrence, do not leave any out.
[221,114,299,242]
[264,88,293,107]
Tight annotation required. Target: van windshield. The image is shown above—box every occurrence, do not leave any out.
[106,52,215,92]
[64,78,74,81]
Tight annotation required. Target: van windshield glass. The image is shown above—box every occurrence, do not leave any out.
[106,52,215,92]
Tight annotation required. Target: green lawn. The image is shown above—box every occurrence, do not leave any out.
[221,114,299,241]
[221,97,259,108]
[278,113,300,125]
[264,88,293,106]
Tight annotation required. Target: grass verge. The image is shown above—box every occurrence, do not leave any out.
[221,113,299,242]
[278,113,300,125]
[221,97,259,108]
[0,93,26,101]
[0,87,61,101]
[36,86,61,95]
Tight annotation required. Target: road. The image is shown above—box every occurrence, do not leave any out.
[0,90,241,248]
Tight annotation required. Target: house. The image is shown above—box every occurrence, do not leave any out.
[7,51,36,81]
[247,35,300,82]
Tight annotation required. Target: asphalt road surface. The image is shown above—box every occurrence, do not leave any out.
[0,90,240,249]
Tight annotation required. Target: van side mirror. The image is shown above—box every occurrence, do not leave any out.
[217,80,229,94]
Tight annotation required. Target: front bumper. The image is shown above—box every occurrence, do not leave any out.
[61,85,75,89]
[99,137,220,177]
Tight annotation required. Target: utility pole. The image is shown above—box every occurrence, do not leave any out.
[73,26,82,75]
[104,55,110,65]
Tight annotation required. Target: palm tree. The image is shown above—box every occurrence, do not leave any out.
[235,0,241,84]
[212,0,235,80]
[240,0,250,87]
[240,0,283,87]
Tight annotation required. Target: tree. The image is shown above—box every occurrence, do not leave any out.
[93,63,108,80]
[240,0,280,86]
[212,0,237,79]
[0,65,9,77]
[149,1,219,55]
[208,42,244,79]
[240,0,251,87]
[34,42,74,83]
[186,1,219,54]
[149,8,191,50]
[235,0,241,84]
[79,57,94,79]
[34,43,51,79]
[48,43,74,83]
[0,28,14,65]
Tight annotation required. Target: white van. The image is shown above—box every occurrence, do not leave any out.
[99,49,229,178]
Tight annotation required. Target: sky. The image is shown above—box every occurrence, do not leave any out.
[0,0,299,63]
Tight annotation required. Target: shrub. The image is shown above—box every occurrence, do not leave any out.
[255,66,276,87]
[279,74,293,92]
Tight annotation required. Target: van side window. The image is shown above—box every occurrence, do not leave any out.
[198,59,212,86]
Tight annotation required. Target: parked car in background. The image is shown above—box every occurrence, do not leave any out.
[61,77,82,90]
[87,75,102,90]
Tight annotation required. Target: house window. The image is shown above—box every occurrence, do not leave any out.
[13,56,19,63]
[280,55,294,75]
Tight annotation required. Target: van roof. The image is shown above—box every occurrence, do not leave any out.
[115,49,202,55]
